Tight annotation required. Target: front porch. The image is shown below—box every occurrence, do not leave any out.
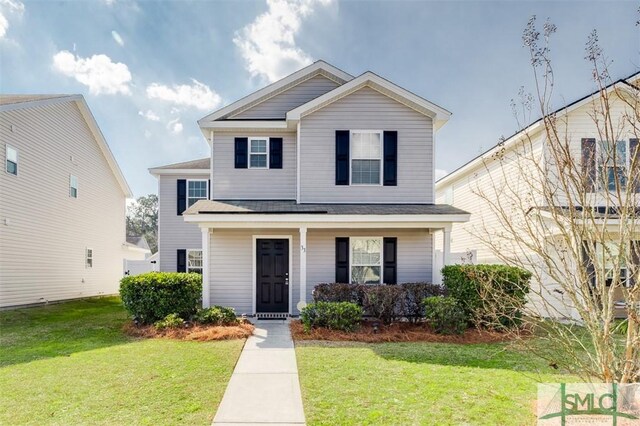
[184,200,470,316]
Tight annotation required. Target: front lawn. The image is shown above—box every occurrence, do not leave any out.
[0,297,244,425]
[296,340,573,425]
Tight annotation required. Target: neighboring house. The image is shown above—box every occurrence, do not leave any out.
[124,235,152,259]
[435,73,639,318]
[0,95,135,308]
[151,61,469,317]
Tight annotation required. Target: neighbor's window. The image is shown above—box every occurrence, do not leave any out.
[595,242,628,286]
[351,131,382,185]
[350,237,382,284]
[249,138,269,168]
[598,140,628,191]
[187,249,203,274]
[70,175,78,198]
[6,145,17,175]
[187,180,208,207]
[85,248,93,268]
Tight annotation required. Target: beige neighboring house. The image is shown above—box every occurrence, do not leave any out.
[435,73,639,319]
[151,60,470,318]
[0,95,143,308]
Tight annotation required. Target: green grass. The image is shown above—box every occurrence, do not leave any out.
[0,297,244,425]
[296,340,574,426]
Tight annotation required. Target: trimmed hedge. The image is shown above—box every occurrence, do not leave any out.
[442,264,531,329]
[195,306,238,326]
[312,282,446,323]
[120,272,202,324]
[422,297,467,335]
[301,301,363,332]
[154,313,184,330]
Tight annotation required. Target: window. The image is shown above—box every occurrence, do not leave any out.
[187,180,208,207]
[351,131,382,185]
[85,248,93,268]
[70,175,78,198]
[598,140,629,191]
[595,242,628,286]
[249,138,269,168]
[350,237,382,284]
[6,145,17,175]
[187,249,203,274]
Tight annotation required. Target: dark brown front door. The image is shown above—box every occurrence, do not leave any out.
[256,239,289,313]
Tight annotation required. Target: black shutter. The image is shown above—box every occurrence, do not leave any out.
[383,237,397,284]
[208,179,211,200]
[582,241,595,287]
[383,131,397,186]
[335,130,350,185]
[270,138,283,169]
[631,241,639,287]
[235,138,248,168]
[581,138,596,192]
[630,138,639,193]
[177,179,187,215]
[335,237,350,283]
[177,249,187,272]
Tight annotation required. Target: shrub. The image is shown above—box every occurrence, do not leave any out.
[154,313,184,330]
[300,301,363,332]
[400,283,447,322]
[442,264,531,329]
[120,272,202,324]
[195,306,238,326]
[422,297,468,335]
[313,283,363,304]
[361,285,405,325]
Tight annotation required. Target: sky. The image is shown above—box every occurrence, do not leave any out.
[1,0,639,197]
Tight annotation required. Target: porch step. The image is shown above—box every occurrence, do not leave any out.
[255,312,290,320]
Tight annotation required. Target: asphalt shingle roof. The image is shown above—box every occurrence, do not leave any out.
[151,157,210,170]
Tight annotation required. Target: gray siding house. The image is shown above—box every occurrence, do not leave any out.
[0,95,137,308]
[151,61,469,316]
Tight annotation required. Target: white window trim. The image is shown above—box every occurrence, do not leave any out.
[248,137,270,169]
[85,248,93,268]
[349,130,383,186]
[186,249,203,274]
[70,175,78,198]
[349,236,383,284]
[595,241,630,286]
[5,144,18,176]
[596,139,630,192]
[186,179,209,207]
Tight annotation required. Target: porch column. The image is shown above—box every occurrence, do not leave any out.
[201,227,211,308]
[299,226,307,312]
[442,227,451,267]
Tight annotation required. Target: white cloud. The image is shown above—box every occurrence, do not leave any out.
[138,109,160,121]
[146,79,221,110]
[233,0,333,83]
[167,118,183,134]
[0,0,25,40]
[435,169,448,180]
[111,30,124,46]
[52,50,132,95]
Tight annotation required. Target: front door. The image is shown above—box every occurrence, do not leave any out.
[256,239,289,313]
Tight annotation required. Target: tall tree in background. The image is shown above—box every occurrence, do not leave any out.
[127,194,158,253]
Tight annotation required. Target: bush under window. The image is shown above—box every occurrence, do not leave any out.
[120,272,202,324]
[300,301,363,332]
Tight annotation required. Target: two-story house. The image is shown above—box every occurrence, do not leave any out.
[435,72,639,319]
[0,95,145,308]
[151,61,469,317]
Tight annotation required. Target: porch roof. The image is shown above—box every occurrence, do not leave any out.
[184,199,469,216]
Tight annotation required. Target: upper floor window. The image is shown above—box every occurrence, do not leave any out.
[6,145,17,175]
[187,179,208,207]
[187,249,203,274]
[598,140,629,191]
[70,175,78,198]
[351,131,382,185]
[249,138,269,169]
[350,237,382,284]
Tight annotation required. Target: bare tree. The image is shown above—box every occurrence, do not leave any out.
[469,16,639,383]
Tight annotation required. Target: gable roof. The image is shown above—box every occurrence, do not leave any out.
[198,60,353,125]
[126,235,151,251]
[148,157,211,177]
[286,71,452,129]
[436,70,640,188]
[0,94,133,198]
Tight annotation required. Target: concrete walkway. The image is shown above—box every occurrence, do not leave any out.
[212,320,306,426]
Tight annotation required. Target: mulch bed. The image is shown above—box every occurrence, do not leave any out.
[123,321,255,341]
[290,320,513,344]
